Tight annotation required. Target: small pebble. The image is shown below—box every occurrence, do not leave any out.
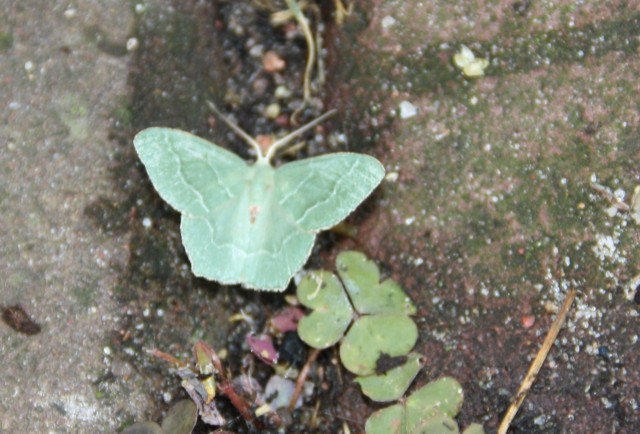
[263,51,286,73]
[274,85,292,99]
[544,301,559,314]
[454,44,489,78]
[249,44,264,58]
[521,314,535,329]
[264,103,281,119]
[385,171,399,182]
[252,77,269,96]
[126,37,139,52]
[399,100,417,119]
[605,206,618,218]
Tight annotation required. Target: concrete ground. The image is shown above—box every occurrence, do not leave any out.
[1,1,149,432]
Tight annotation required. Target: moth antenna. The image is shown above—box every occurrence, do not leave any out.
[265,109,338,162]
[206,101,265,160]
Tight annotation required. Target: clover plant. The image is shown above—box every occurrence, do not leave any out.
[365,377,486,434]
[297,251,420,402]
[296,252,486,432]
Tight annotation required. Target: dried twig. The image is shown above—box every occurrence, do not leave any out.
[152,342,277,430]
[497,289,577,434]
[284,0,316,123]
[288,347,321,412]
[590,182,630,211]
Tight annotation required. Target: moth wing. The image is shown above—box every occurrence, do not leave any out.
[274,153,385,231]
[134,127,248,217]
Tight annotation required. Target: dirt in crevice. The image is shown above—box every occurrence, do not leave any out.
[81,1,384,432]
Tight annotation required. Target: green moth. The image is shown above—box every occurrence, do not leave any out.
[133,103,384,291]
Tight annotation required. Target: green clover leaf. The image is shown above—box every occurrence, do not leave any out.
[337,251,416,315]
[297,270,353,349]
[340,314,418,376]
[354,352,424,402]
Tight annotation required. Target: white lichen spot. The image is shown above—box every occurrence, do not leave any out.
[381,15,397,29]
[61,395,101,422]
[399,100,417,119]
[592,233,625,264]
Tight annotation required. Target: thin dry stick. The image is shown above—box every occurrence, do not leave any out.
[497,289,577,434]
[590,182,630,211]
[288,347,321,412]
[284,0,316,123]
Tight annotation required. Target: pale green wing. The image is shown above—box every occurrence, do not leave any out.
[180,163,316,291]
[133,127,248,217]
[274,153,385,230]
[181,212,315,291]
